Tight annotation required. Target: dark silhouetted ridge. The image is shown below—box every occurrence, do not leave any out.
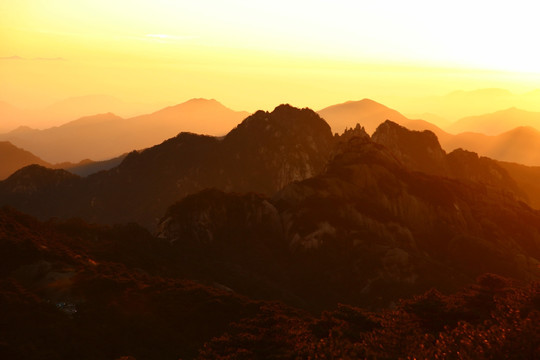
[0,105,334,228]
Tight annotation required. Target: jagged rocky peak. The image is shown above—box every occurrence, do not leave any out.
[222,104,335,191]
[157,188,283,246]
[226,104,333,144]
[338,123,369,140]
[371,120,447,175]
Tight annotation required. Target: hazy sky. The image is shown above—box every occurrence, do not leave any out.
[2,0,540,111]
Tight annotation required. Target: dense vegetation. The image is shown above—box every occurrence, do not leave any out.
[1,207,538,359]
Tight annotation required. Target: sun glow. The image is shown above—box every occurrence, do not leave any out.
[1,0,540,113]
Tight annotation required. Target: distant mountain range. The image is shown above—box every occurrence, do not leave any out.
[317,98,409,134]
[447,107,540,135]
[316,99,540,167]
[383,88,540,121]
[3,93,540,167]
[0,95,165,132]
[0,141,127,180]
[0,98,249,163]
[0,105,333,228]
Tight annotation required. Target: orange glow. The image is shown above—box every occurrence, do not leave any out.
[1,0,540,126]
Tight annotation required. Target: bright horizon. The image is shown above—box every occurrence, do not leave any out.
[2,0,540,114]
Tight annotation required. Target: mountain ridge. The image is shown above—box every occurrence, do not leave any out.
[0,98,249,163]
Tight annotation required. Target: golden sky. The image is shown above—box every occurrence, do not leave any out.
[2,0,540,113]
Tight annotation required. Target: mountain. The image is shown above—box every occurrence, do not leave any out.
[498,161,540,209]
[0,142,51,180]
[157,126,540,310]
[371,121,525,198]
[447,107,540,135]
[0,105,334,228]
[317,98,410,134]
[130,98,250,138]
[439,126,540,167]
[0,95,164,131]
[0,99,249,163]
[5,110,537,307]
[41,94,160,124]
[2,106,540,358]
[0,113,126,162]
[317,99,540,170]
[62,154,127,177]
[381,88,540,122]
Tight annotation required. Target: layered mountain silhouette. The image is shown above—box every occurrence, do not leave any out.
[62,153,127,177]
[447,107,540,135]
[318,98,410,134]
[0,141,126,180]
[0,95,163,131]
[0,105,333,228]
[156,124,540,310]
[433,125,540,168]
[318,99,540,168]
[2,104,540,359]
[3,113,539,310]
[0,141,51,180]
[387,88,540,121]
[0,99,249,163]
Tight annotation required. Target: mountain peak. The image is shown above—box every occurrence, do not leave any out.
[318,99,409,134]
[227,104,331,140]
[185,98,219,104]
[372,120,447,175]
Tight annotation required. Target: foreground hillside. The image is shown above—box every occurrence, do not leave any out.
[1,194,539,359]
